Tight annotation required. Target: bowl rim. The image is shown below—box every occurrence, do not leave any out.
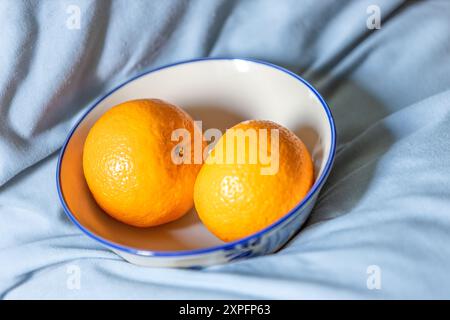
[56,57,337,257]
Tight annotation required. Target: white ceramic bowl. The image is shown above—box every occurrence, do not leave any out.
[56,58,336,268]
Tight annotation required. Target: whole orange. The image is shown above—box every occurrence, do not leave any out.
[83,99,202,227]
[194,120,314,242]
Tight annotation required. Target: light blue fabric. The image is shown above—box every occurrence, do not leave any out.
[1,0,450,299]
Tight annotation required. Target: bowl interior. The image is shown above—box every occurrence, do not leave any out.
[59,59,333,252]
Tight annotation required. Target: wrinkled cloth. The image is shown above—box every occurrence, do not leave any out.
[1,0,450,299]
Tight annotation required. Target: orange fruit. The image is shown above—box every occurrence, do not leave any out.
[194,120,314,242]
[83,99,202,227]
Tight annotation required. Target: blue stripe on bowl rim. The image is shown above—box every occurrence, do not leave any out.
[56,57,337,257]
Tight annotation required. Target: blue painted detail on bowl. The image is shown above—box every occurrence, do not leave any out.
[56,57,337,261]
[223,193,318,262]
